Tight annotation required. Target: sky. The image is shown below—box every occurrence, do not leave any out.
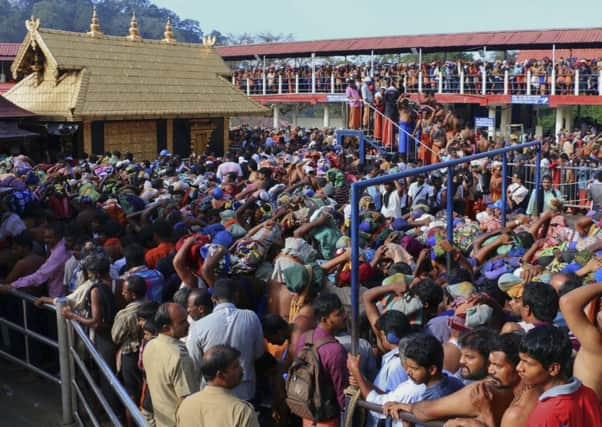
[153,0,602,41]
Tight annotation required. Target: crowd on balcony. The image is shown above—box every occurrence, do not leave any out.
[232,55,602,96]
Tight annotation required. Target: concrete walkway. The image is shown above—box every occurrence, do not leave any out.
[0,360,62,427]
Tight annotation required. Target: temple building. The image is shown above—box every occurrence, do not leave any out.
[3,12,267,160]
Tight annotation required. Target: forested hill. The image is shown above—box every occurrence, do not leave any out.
[0,0,205,43]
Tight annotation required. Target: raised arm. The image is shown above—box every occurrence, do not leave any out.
[559,282,602,352]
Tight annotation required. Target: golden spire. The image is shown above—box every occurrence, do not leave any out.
[25,15,41,33]
[127,11,142,41]
[161,17,176,43]
[87,6,103,37]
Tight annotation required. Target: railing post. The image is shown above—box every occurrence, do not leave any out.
[278,75,282,95]
[574,69,580,96]
[295,73,299,94]
[418,70,423,94]
[359,131,365,166]
[403,75,407,93]
[446,166,454,271]
[459,69,464,94]
[526,70,532,95]
[246,78,251,96]
[481,68,487,95]
[55,298,75,427]
[311,53,316,94]
[330,72,335,94]
[504,70,509,95]
[438,72,443,94]
[551,68,556,95]
[502,152,508,227]
[231,75,235,85]
[535,145,542,216]
[350,183,360,357]
[262,72,266,95]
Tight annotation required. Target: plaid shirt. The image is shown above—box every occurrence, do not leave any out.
[111,300,144,354]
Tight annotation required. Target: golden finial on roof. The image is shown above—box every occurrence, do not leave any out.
[202,35,216,48]
[127,11,142,41]
[25,15,41,33]
[87,6,103,37]
[161,17,176,43]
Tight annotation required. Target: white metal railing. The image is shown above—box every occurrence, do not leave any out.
[231,65,601,97]
[0,289,148,427]
[507,162,596,209]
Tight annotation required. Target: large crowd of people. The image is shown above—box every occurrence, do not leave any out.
[0,115,602,427]
[232,55,602,96]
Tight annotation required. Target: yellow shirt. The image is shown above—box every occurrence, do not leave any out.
[176,385,259,427]
[143,334,199,427]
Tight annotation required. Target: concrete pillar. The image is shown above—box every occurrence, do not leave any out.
[574,70,580,96]
[500,106,512,140]
[503,70,509,95]
[273,105,280,129]
[555,107,565,142]
[323,104,330,128]
[488,106,496,139]
[565,107,574,132]
[292,104,299,127]
[459,70,464,94]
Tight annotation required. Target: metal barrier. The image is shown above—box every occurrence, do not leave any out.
[507,162,597,209]
[350,400,445,427]
[0,290,148,427]
[233,64,602,97]
[344,141,541,424]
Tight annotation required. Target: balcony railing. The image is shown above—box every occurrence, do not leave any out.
[232,69,602,97]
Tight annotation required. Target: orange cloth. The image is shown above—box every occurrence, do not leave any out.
[373,111,383,140]
[144,241,175,269]
[348,106,361,129]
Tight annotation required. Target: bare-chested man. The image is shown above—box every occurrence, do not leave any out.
[385,333,541,427]
[559,281,602,402]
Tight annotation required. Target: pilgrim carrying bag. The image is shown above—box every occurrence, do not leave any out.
[285,330,339,423]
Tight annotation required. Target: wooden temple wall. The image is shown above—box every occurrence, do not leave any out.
[81,117,229,160]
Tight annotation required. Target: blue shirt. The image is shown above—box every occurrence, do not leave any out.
[373,348,408,393]
[416,374,464,427]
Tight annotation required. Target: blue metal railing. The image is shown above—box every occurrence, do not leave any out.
[348,140,542,355]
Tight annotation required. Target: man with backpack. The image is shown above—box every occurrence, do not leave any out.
[288,294,348,426]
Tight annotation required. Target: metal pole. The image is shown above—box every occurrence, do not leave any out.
[501,152,508,227]
[22,299,30,365]
[535,145,542,215]
[350,183,360,356]
[55,298,75,426]
[552,44,556,95]
[446,167,454,271]
[311,53,316,94]
[370,50,375,78]
[359,131,365,166]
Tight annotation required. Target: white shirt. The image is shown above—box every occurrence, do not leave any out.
[408,182,434,206]
[366,378,426,427]
[380,187,403,219]
[508,183,529,205]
